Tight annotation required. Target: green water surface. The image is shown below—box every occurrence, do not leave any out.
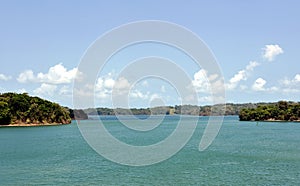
[1,116,299,185]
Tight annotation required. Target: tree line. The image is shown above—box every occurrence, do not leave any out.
[1,93,298,124]
[0,93,72,125]
[84,104,259,116]
[239,101,300,121]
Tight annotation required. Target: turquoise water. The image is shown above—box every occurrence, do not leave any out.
[1,116,300,185]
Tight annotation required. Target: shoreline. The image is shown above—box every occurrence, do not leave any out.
[245,119,300,122]
[0,123,70,127]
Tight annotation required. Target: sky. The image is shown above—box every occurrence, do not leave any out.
[0,0,299,108]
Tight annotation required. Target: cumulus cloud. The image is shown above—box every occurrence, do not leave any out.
[94,76,132,98]
[0,73,12,81]
[192,69,222,93]
[192,69,209,92]
[33,83,57,96]
[262,44,283,62]
[281,74,300,86]
[17,63,81,84]
[114,77,131,90]
[251,78,279,92]
[97,77,129,90]
[59,85,72,96]
[17,70,35,83]
[103,78,115,89]
[252,78,266,91]
[295,74,300,82]
[130,90,150,100]
[227,61,260,90]
[149,93,162,102]
[278,74,300,93]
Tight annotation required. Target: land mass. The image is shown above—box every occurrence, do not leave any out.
[239,101,300,122]
[1,93,299,125]
[83,101,300,122]
[0,92,72,126]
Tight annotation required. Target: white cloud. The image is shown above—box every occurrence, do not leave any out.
[114,77,131,90]
[252,78,266,91]
[192,69,209,91]
[294,74,300,82]
[59,85,72,95]
[278,74,300,93]
[227,61,260,90]
[0,73,12,81]
[103,78,115,89]
[95,76,131,97]
[37,63,79,84]
[150,93,162,102]
[130,90,149,100]
[262,44,283,62]
[191,69,210,93]
[95,78,104,91]
[112,77,131,96]
[17,63,81,84]
[95,76,115,91]
[281,74,300,86]
[33,83,57,96]
[191,69,225,104]
[17,70,35,83]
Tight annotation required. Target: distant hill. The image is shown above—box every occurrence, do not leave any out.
[2,92,298,125]
[83,102,281,116]
[69,109,88,120]
[0,93,71,125]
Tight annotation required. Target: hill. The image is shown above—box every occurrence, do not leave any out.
[84,103,262,116]
[0,93,71,125]
[239,101,300,121]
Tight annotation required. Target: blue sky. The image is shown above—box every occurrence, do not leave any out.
[0,0,299,108]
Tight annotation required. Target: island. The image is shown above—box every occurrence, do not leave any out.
[239,101,300,121]
[0,92,72,126]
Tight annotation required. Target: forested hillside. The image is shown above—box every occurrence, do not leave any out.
[0,93,71,125]
[239,101,300,121]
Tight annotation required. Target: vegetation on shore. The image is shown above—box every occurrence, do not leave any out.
[85,101,300,122]
[1,92,299,125]
[0,93,71,125]
[239,101,300,121]
[84,103,260,116]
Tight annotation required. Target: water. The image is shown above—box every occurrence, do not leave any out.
[1,116,300,185]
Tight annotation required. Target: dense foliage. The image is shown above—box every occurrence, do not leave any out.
[0,93,71,125]
[84,104,258,116]
[239,101,300,121]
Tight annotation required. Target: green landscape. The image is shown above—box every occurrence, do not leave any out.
[1,92,299,126]
[0,92,71,125]
[0,92,88,125]
[239,101,300,121]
